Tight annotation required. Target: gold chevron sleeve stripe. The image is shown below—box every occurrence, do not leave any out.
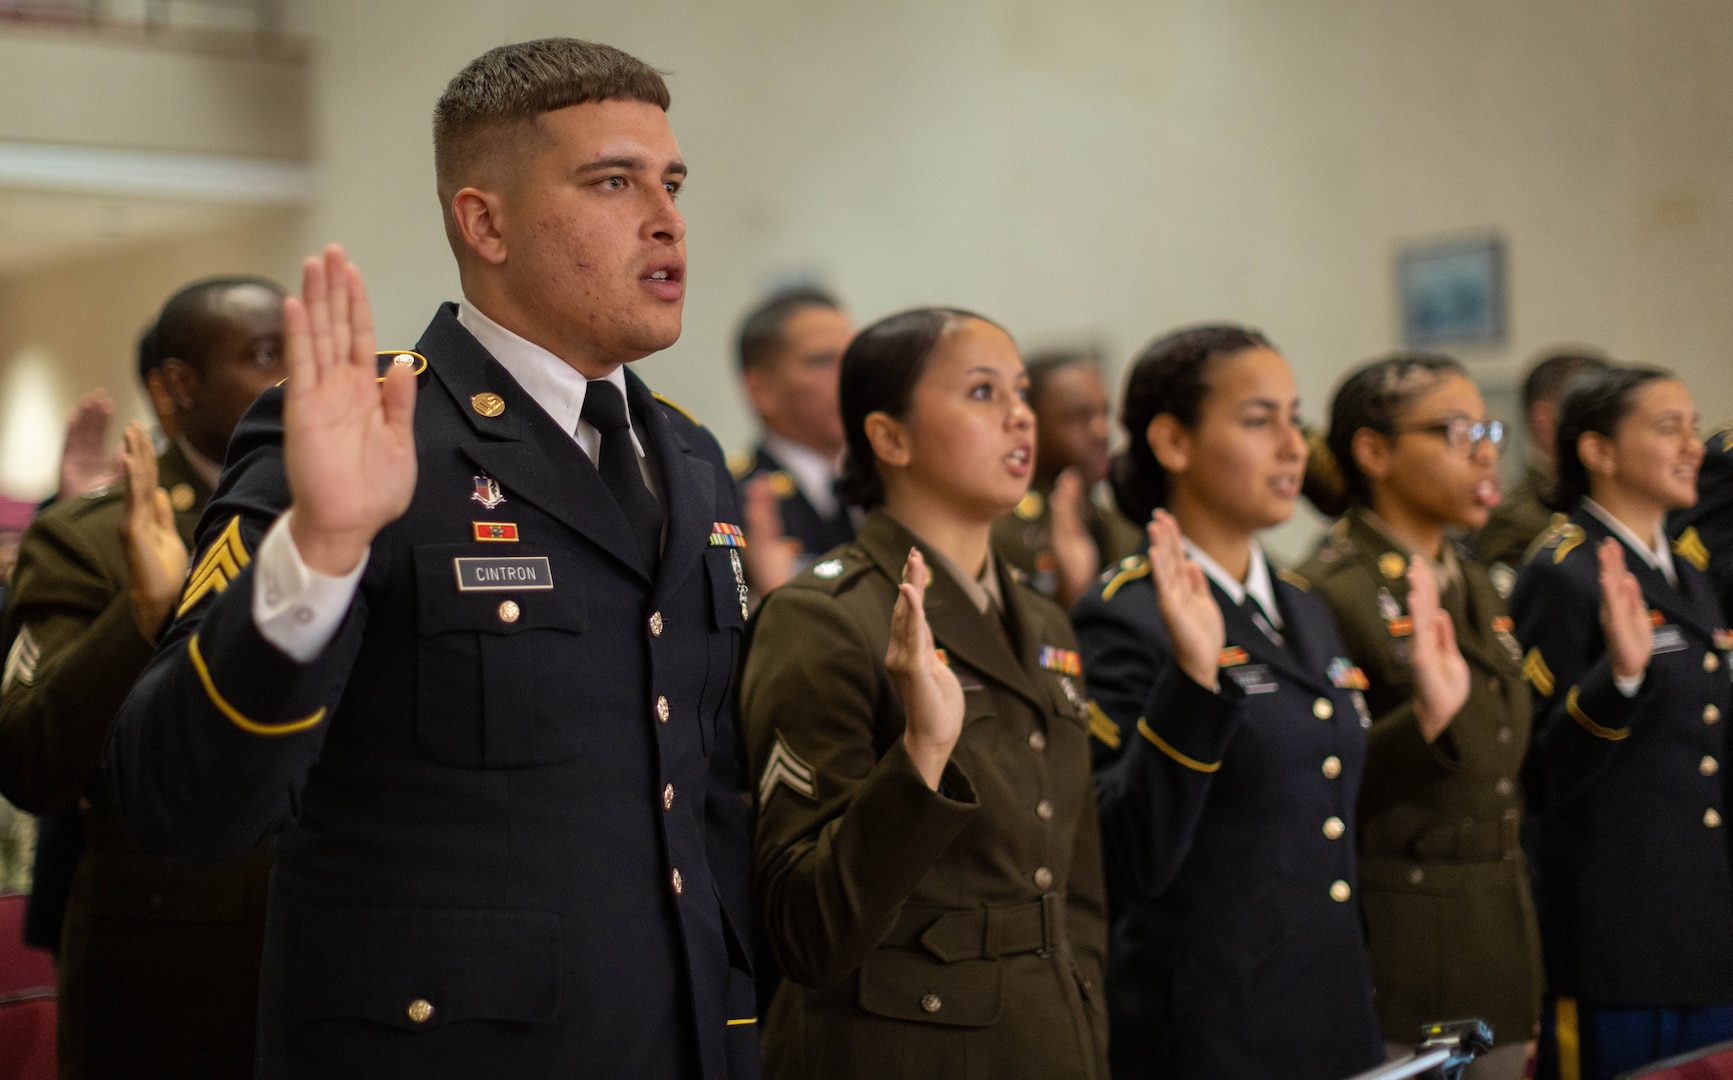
[1087,701,1122,749]
[1522,648,1556,697]
[1674,527,1711,572]
[757,733,817,804]
[1102,558,1150,601]
[1566,685,1629,741]
[177,516,251,617]
[1137,718,1221,773]
[188,634,326,736]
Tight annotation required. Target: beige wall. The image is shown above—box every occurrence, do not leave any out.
[303,2,1732,551]
[0,213,306,498]
[4,2,1728,546]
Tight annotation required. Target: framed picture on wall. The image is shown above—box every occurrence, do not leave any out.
[1397,235,1506,347]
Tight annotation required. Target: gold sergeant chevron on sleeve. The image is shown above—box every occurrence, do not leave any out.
[177,516,251,617]
[758,732,817,805]
[1523,648,1555,697]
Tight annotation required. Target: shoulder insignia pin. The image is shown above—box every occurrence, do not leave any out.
[758,732,817,805]
[768,471,797,499]
[177,515,251,616]
[1379,552,1406,579]
[813,559,845,579]
[727,452,752,480]
[1014,490,1045,521]
[169,483,197,513]
[378,350,427,381]
[1489,561,1516,599]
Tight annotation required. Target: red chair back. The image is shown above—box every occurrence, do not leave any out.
[0,892,57,1080]
[1623,1042,1733,1080]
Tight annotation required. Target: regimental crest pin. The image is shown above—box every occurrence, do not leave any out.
[1377,587,1403,622]
[758,731,817,805]
[471,474,506,510]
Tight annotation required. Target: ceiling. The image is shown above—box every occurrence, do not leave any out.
[0,186,288,275]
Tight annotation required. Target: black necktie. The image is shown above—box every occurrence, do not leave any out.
[581,380,661,570]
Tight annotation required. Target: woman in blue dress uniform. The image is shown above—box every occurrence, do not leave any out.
[1074,325,1437,1078]
[1511,366,1733,1080]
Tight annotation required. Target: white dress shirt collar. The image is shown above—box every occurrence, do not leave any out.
[762,431,842,519]
[1181,536,1284,629]
[456,298,645,463]
[1583,498,1676,587]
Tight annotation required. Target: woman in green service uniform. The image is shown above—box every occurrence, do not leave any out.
[1294,353,1541,1076]
[740,308,1109,1080]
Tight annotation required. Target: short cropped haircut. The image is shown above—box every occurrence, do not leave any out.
[736,289,841,374]
[432,39,670,208]
[152,276,284,376]
[1521,346,1610,417]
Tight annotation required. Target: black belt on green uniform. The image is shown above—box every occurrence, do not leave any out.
[881,893,1064,963]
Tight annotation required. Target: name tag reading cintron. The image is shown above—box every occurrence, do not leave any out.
[453,556,555,592]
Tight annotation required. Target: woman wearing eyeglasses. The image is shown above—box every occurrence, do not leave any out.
[1292,353,1541,1077]
[1512,367,1733,1080]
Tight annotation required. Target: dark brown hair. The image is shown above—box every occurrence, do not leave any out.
[1324,352,1467,506]
[837,307,1001,509]
[433,39,670,203]
[736,288,841,374]
[1109,324,1273,527]
[1550,365,1674,510]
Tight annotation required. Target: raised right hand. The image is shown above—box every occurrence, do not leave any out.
[1407,559,1469,742]
[1598,538,1652,682]
[886,548,966,791]
[58,389,120,500]
[119,422,188,642]
[740,474,800,595]
[1147,510,1225,690]
[1048,468,1101,609]
[283,245,419,575]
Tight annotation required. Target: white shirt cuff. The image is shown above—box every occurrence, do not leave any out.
[1613,671,1645,698]
[252,511,367,663]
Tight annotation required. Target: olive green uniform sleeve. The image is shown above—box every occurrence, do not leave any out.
[0,497,157,813]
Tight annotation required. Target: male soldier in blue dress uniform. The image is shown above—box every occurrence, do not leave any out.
[105,40,758,1080]
[731,289,856,593]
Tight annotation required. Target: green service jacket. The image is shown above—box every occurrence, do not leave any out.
[1294,508,1541,1045]
[0,443,270,1080]
[991,484,1144,603]
[742,510,1109,1080]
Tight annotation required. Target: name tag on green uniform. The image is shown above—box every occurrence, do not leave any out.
[453,556,554,592]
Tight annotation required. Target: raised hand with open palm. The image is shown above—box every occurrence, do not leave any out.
[281,245,420,575]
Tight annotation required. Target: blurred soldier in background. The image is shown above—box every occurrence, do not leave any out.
[0,276,286,1079]
[1473,347,1608,593]
[992,348,1141,608]
[733,288,856,595]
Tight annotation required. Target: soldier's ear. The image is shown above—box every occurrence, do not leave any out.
[863,410,910,469]
[451,186,509,266]
[1577,430,1616,478]
[158,356,200,416]
[1146,413,1190,475]
[1350,426,1393,485]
